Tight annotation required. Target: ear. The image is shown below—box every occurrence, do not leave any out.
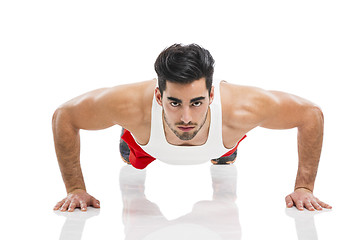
[155,87,163,106]
[209,86,215,105]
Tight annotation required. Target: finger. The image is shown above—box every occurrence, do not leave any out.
[80,201,87,211]
[317,200,332,209]
[91,198,100,208]
[285,195,294,208]
[68,201,77,212]
[304,200,315,211]
[311,200,323,211]
[60,199,71,212]
[54,199,66,210]
[295,200,304,211]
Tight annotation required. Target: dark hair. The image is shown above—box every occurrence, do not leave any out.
[154,43,215,97]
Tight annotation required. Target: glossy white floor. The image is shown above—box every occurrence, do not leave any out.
[1,1,359,239]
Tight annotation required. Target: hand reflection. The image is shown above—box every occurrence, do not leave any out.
[120,165,242,240]
[54,208,100,240]
[286,205,331,240]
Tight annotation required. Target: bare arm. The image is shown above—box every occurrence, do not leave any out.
[258,90,331,211]
[52,82,148,211]
[259,91,323,192]
[53,88,120,194]
[225,83,331,211]
[52,107,85,194]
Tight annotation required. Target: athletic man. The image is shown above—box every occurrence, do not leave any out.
[52,44,332,212]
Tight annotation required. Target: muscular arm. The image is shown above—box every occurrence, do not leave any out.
[258,90,331,210]
[52,107,85,194]
[259,91,323,193]
[53,87,127,193]
[225,83,331,211]
[52,81,150,211]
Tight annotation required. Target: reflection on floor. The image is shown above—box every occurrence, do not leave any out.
[55,208,100,239]
[120,165,241,239]
[285,207,327,240]
[55,165,331,240]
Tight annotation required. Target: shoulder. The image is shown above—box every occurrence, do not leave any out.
[57,79,156,131]
[103,79,157,127]
[219,81,279,130]
[104,79,156,105]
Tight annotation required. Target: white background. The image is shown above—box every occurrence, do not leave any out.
[0,0,359,239]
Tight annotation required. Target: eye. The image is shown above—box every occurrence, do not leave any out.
[170,102,180,107]
[192,102,202,107]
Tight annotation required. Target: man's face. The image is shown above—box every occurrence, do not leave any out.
[155,77,214,141]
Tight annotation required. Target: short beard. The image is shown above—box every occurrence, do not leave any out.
[163,109,208,141]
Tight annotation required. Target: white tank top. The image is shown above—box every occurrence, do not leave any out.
[130,79,236,165]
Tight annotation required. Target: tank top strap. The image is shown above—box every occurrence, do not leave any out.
[209,78,226,149]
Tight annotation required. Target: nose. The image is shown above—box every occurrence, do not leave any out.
[180,106,192,124]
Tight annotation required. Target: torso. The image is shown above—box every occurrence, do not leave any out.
[122,79,253,149]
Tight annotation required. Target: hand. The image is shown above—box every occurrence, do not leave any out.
[285,188,332,211]
[53,189,100,212]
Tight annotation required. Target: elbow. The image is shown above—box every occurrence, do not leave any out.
[52,107,67,126]
[52,106,76,132]
[299,105,324,131]
[52,108,60,127]
[312,105,324,125]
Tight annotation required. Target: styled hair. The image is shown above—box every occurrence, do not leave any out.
[154,43,215,97]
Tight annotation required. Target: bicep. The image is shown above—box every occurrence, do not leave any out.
[259,91,320,130]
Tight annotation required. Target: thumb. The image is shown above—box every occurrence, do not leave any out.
[91,198,100,208]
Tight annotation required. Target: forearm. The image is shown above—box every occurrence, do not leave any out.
[294,107,324,192]
[52,108,86,193]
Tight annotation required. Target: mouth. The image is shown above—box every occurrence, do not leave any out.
[178,126,195,132]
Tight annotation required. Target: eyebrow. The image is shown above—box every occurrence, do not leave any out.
[167,96,206,103]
